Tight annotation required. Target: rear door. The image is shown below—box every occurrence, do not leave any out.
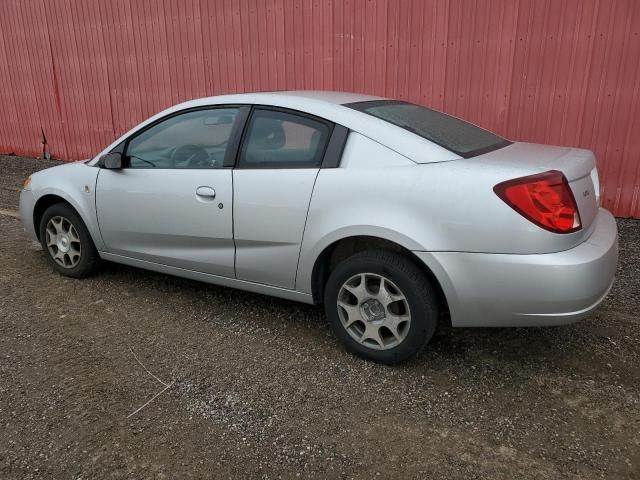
[96,106,248,277]
[232,107,333,289]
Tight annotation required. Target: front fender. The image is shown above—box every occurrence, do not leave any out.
[30,163,104,250]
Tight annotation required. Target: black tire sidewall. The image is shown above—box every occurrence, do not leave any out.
[324,251,438,364]
[38,203,98,278]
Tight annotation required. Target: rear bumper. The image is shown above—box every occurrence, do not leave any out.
[415,208,618,327]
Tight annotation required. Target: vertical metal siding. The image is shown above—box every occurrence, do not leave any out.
[0,0,638,217]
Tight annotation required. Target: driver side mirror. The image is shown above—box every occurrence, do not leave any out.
[101,152,123,169]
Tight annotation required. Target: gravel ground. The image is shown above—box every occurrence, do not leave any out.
[1,155,639,479]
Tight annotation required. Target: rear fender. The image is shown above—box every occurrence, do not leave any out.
[296,225,424,294]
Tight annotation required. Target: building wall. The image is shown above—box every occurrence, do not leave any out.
[0,0,638,217]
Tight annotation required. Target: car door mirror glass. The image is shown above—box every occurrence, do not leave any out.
[102,152,123,169]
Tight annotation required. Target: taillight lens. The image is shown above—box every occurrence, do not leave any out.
[494,170,581,234]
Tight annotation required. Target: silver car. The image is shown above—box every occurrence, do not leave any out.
[19,91,618,363]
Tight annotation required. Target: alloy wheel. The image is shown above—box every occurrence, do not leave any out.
[337,273,411,350]
[45,216,82,269]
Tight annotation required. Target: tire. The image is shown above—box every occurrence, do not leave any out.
[324,250,438,364]
[38,202,100,278]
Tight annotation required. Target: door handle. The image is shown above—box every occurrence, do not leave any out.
[196,186,216,198]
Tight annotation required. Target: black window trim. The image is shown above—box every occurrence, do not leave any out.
[234,105,341,170]
[345,99,512,159]
[322,124,349,168]
[103,103,350,170]
[104,104,251,169]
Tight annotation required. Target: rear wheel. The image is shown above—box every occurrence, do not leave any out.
[324,250,438,364]
[38,203,99,278]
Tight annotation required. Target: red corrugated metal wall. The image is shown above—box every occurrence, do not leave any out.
[0,0,638,217]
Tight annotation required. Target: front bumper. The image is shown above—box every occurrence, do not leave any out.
[19,189,38,242]
[415,208,618,327]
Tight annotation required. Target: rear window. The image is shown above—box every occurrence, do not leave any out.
[346,100,511,158]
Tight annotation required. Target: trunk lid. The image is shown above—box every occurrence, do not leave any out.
[474,142,600,231]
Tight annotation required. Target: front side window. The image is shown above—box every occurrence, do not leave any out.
[126,108,239,168]
[238,109,331,169]
[346,100,511,158]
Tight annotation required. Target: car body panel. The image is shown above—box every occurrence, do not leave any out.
[19,188,38,241]
[233,168,319,288]
[23,161,104,249]
[472,141,595,180]
[416,208,618,327]
[100,251,314,304]
[338,132,415,168]
[297,137,600,297]
[19,91,618,329]
[95,168,235,277]
[472,142,599,230]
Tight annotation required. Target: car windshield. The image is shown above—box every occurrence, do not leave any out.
[346,100,511,158]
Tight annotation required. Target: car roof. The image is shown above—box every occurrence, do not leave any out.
[241,90,386,105]
[92,91,462,164]
[176,90,385,109]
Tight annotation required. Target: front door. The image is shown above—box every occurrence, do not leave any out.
[96,106,244,277]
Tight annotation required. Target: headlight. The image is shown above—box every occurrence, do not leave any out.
[23,176,32,190]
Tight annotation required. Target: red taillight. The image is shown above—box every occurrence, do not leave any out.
[494,170,581,234]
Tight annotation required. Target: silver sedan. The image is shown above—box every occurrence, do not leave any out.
[19,91,618,363]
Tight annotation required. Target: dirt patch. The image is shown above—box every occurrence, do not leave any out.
[1,155,639,479]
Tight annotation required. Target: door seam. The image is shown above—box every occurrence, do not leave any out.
[293,168,321,291]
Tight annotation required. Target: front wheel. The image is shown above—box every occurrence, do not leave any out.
[38,203,100,278]
[324,250,438,364]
